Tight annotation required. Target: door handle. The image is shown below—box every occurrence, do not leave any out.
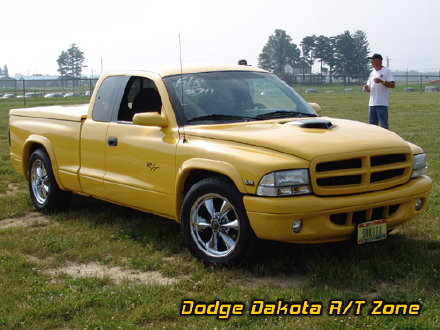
[107,136,118,147]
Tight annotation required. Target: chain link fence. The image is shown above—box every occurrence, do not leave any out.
[1,74,439,105]
[284,74,440,94]
[0,78,98,105]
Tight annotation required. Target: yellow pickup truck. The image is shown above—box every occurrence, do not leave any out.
[9,65,432,264]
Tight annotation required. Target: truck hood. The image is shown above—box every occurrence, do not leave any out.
[183,117,410,160]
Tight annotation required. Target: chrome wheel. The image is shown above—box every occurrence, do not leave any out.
[190,193,240,258]
[30,159,50,205]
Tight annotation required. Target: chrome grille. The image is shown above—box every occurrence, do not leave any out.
[311,152,412,195]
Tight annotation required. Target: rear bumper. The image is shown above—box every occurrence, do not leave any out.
[243,176,432,243]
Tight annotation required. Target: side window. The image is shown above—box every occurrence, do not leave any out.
[93,76,126,122]
[117,77,162,122]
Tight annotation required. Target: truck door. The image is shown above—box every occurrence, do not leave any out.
[103,76,178,219]
[79,75,128,198]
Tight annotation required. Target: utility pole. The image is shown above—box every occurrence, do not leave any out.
[386,56,391,67]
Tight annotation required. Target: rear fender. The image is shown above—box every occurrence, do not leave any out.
[22,135,65,190]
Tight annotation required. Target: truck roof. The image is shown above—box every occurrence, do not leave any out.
[104,64,267,78]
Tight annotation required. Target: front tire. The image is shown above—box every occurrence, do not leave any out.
[181,177,256,265]
[28,149,72,211]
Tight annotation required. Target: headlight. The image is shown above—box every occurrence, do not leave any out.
[257,169,312,196]
[412,153,428,178]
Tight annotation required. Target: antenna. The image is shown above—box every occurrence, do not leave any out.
[179,35,183,76]
[179,34,187,142]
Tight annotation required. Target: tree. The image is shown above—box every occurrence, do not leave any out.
[300,30,370,83]
[57,44,85,79]
[314,35,337,83]
[352,30,370,78]
[3,65,9,77]
[258,29,301,76]
[333,31,357,82]
[300,35,317,66]
[333,30,370,82]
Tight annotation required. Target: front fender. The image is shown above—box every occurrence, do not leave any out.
[175,158,247,222]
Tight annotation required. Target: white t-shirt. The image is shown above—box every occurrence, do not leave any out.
[366,66,394,106]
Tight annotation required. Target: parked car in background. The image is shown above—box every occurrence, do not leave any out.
[25,92,40,98]
[425,86,438,92]
[2,94,16,99]
[63,92,81,98]
[44,93,64,98]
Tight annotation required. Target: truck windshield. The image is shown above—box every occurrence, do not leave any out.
[163,71,317,125]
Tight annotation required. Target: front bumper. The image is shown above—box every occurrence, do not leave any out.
[244,176,432,243]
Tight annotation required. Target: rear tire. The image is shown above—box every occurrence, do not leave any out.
[28,149,72,211]
[181,177,256,265]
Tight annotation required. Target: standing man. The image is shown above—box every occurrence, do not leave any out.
[364,53,395,129]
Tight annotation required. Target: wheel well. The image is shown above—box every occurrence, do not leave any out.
[183,170,235,195]
[176,170,238,223]
[29,143,44,155]
[23,143,46,180]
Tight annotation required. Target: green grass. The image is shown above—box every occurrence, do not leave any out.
[0,93,439,329]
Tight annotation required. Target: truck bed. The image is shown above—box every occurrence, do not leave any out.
[9,104,88,193]
[9,104,88,121]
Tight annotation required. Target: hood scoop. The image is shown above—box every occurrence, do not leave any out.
[289,119,334,129]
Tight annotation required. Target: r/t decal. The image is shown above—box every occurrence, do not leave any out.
[146,162,160,172]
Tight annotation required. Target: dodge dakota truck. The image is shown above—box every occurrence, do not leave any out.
[9,65,432,264]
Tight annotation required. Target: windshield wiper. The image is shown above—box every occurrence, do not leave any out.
[186,114,254,123]
[253,110,317,120]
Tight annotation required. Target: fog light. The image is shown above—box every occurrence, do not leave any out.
[292,219,302,233]
[415,198,424,211]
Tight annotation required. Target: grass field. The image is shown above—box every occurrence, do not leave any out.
[0,92,439,330]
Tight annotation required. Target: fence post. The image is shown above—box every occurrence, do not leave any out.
[22,80,26,106]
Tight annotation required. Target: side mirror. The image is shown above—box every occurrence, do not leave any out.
[308,103,321,114]
[133,112,168,127]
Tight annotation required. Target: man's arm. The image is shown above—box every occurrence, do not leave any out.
[373,78,395,88]
[383,80,395,88]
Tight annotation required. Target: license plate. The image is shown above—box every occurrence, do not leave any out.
[357,219,387,244]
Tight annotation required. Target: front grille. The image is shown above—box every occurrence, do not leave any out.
[371,154,407,166]
[330,204,401,226]
[371,168,405,182]
[312,152,412,195]
[316,158,362,171]
[317,175,362,186]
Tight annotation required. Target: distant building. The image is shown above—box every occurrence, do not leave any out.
[283,63,320,84]
[284,64,312,76]
[0,75,16,88]
[20,75,60,80]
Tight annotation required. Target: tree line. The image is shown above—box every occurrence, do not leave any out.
[4,30,370,81]
[1,44,85,79]
[258,29,370,83]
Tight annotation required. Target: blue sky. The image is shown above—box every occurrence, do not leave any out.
[1,0,439,76]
